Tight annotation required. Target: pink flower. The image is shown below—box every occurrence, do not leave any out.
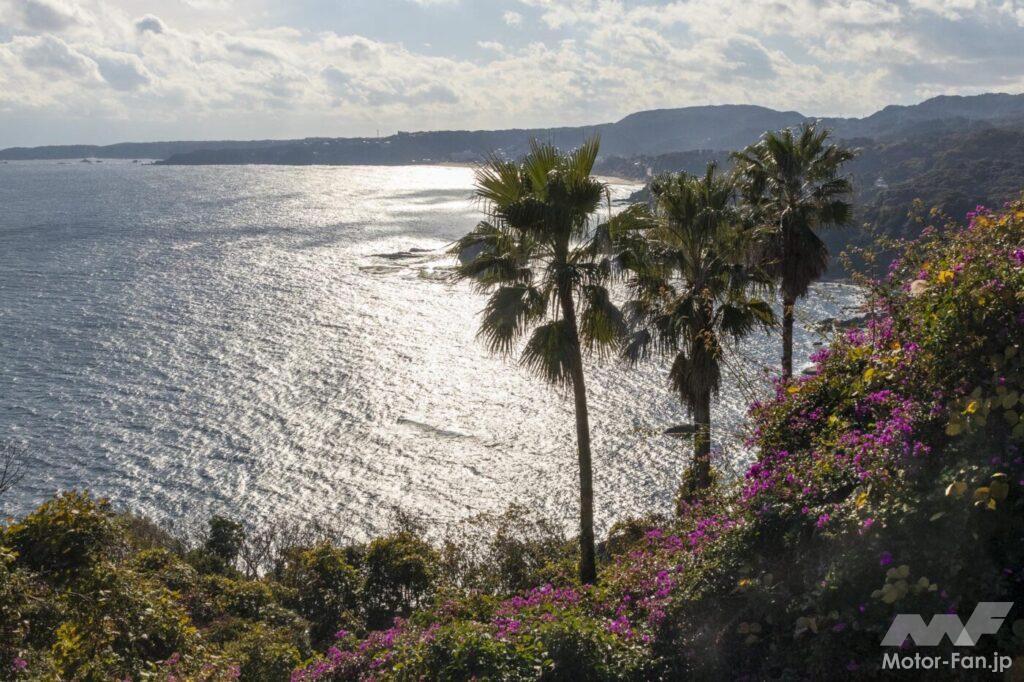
[12,658,28,672]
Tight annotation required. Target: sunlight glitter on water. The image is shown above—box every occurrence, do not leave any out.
[0,161,862,537]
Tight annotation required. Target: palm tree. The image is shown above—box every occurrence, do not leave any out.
[731,123,855,378]
[609,165,774,490]
[450,138,622,584]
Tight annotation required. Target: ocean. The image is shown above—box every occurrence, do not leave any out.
[0,160,862,537]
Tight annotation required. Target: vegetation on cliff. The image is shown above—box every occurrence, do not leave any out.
[4,195,1024,679]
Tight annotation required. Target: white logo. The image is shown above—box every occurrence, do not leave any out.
[881,602,1012,647]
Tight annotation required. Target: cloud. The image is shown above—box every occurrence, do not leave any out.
[90,48,152,91]
[134,15,166,35]
[2,0,1024,146]
[17,35,99,79]
[503,10,523,26]
[18,0,89,31]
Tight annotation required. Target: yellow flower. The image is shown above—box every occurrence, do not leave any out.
[936,270,954,284]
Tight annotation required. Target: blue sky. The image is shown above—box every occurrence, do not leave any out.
[1,0,1023,146]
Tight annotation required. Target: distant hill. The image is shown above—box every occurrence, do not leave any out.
[822,93,1024,140]
[5,92,1024,279]
[6,93,1022,166]
[0,139,297,161]
[600,117,1024,277]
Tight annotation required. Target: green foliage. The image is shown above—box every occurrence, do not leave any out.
[439,505,576,595]
[0,545,31,666]
[49,563,196,680]
[205,516,246,569]
[362,532,439,630]
[222,623,302,681]
[4,491,120,578]
[277,542,360,646]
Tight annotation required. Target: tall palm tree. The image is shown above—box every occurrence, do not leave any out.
[450,138,622,585]
[609,165,774,490]
[732,123,855,378]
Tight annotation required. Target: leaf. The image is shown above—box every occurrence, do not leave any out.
[1003,391,1020,409]
[945,422,963,437]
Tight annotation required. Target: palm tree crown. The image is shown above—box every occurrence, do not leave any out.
[450,138,622,584]
[732,123,855,378]
[610,164,774,491]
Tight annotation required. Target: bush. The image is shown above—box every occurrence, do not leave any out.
[4,491,120,578]
[222,623,302,681]
[48,564,196,680]
[362,532,439,629]
[0,546,30,667]
[277,543,360,646]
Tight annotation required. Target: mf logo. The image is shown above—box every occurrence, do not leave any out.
[882,602,1013,647]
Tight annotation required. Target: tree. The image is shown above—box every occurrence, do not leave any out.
[732,124,855,378]
[0,441,25,502]
[450,138,623,584]
[205,516,245,569]
[610,166,774,490]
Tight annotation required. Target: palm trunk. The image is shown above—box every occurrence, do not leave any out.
[691,390,712,489]
[781,297,795,379]
[557,280,598,585]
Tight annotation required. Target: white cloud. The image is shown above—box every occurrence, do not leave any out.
[0,0,1023,145]
[17,0,90,31]
[134,15,166,35]
[503,10,523,26]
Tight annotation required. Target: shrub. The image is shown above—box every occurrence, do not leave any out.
[48,564,197,680]
[3,491,120,578]
[362,532,439,629]
[222,623,302,681]
[0,546,30,667]
[439,505,577,595]
[277,543,359,647]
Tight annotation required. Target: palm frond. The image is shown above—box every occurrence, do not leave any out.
[478,285,548,355]
[578,285,625,355]
[520,320,576,387]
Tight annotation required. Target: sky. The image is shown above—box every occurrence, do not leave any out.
[1,0,1024,147]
